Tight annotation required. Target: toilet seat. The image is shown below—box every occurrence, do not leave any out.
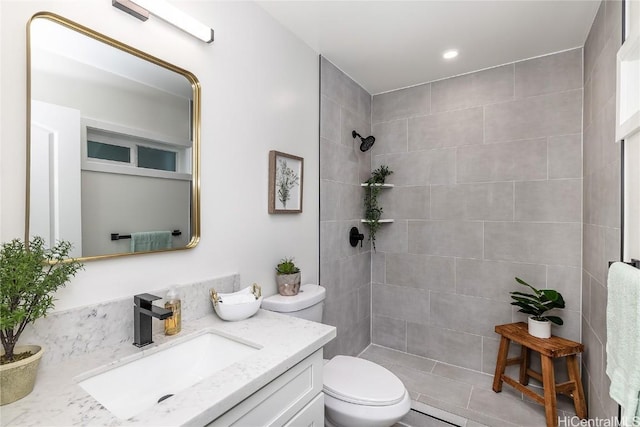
[323,356,406,406]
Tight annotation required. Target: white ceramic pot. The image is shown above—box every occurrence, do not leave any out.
[528,317,551,339]
[0,345,44,405]
[210,286,263,321]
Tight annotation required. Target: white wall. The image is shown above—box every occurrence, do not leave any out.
[33,64,190,142]
[0,0,319,310]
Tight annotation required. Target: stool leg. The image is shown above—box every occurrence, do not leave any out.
[566,355,587,419]
[541,355,558,427]
[519,345,530,385]
[493,336,510,392]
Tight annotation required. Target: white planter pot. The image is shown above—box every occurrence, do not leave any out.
[528,317,551,339]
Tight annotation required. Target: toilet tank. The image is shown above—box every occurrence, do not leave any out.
[262,284,326,322]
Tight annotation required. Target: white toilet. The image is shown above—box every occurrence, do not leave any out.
[262,284,411,427]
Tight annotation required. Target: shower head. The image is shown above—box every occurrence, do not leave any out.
[352,130,376,152]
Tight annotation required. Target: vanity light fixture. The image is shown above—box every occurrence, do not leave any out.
[442,49,459,60]
[112,0,214,44]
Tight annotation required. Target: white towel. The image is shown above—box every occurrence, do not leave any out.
[221,294,256,305]
[218,286,258,305]
[606,262,640,425]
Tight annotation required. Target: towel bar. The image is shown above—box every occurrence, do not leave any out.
[111,230,182,241]
[608,259,640,269]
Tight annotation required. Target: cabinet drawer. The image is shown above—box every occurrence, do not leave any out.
[208,349,323,427]
[283,393,324,427]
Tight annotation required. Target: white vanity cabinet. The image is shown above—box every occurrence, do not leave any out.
[207,349,324,427]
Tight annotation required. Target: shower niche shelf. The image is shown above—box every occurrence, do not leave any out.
[360,219,394,223]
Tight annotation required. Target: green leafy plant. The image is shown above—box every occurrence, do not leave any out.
[510,277,565,325]
[0,236,83,364]
[366,165,393,185]
[275,257,300,275]
[364,165,393,251]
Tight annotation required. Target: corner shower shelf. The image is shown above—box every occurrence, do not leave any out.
[360,183,394,188]
[361,182,394,223]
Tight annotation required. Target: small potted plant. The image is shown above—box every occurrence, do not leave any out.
[364,165,393,251]
[0,236,83,405]
[275,257,301,296]
[510,277,565,339]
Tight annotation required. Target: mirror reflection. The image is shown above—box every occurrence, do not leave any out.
[28,13,200,260]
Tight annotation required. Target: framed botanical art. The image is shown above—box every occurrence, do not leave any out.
[268,151,303,214]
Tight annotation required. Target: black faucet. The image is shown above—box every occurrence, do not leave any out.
[133,293,173,347]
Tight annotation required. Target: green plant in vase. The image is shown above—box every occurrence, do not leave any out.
[275,257,300,275]
[509,277,565,338]
[0,236,83,404]
[364,165,393,251]
[275,257,301,296]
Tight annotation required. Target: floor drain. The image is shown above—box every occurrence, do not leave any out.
[157,394,174,403]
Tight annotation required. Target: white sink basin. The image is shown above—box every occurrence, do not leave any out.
[77,331,259,419]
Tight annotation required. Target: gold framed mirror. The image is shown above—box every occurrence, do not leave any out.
[26,12,201,261]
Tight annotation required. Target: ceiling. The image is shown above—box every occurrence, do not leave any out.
[257,1,600,94]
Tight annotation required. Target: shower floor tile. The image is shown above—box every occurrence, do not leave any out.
[395,408,465,427]
[360,344,577,427]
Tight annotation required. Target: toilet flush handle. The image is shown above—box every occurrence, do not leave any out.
[349,227,365,248]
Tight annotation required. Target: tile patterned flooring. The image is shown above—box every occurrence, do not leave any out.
[361,345,578,427]
[396,408,465,427]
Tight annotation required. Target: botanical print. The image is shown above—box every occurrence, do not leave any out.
[268,150,303,213]
[276,158,299,208]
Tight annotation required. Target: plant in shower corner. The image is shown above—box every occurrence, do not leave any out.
[366,165,393,186]
[509,277,565,324]
[363,165,393,251]
[276,159,300,208]
[510,277,565,339]
[0,236,82,404]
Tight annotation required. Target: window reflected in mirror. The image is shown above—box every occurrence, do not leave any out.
[27,13,200,261]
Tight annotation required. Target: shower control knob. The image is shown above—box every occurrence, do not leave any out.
[349,227,365,248]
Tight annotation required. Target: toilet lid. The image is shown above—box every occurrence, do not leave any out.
[323,356,406,406]
[261,284,326,313]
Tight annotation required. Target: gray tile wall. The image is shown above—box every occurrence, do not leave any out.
[370,49,584,376]
[320,57,372,358]
[582,0,622,420]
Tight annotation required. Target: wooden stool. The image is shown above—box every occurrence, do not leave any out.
[492,322,587,427]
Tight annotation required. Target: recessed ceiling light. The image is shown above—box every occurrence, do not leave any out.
[442,49,459,60]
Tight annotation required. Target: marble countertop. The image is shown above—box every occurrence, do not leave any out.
[1,310,336,426]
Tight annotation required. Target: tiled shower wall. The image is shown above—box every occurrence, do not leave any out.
[370,49,584,374]
[582,0,621,419]
[319,57,372,358]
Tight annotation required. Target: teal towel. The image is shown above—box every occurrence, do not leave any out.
[130,231,172,252]
[606,262,640,424]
